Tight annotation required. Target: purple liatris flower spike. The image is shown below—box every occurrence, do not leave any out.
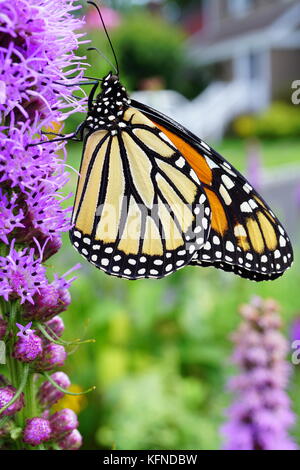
[0,386,25,417]
[13,322,43,362]
[38,372,71,407]
[23,417,52,446]
[221,297,298,450]
[0,1,86,123]
[0,0,86,307]
[0,0,88,450]
[58,429,83,450]
[50,408,79,439]
[36,343,67,371]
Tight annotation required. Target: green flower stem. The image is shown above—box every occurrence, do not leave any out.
[8,300,18,332]
[37,323,95,347]
[24,372,38,419]
[0,363,29,415]
[43,371,96,396]
[7,346,18,390]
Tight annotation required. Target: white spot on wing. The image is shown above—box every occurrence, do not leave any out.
[220,184,232,206]
[205,156,219,170]
[221,175,235,190]
[240,202,252,213]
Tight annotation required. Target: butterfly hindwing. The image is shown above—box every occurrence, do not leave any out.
[131,99,293,281]
[70,108,211,279]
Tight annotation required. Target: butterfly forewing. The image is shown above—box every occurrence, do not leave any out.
[70,108,211,279]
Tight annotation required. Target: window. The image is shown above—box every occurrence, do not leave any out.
[227,0,253,18]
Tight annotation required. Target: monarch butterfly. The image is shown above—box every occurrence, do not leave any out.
[48,2,293,282]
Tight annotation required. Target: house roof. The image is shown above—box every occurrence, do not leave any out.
[198,1,299,46]
[189,0,300,63]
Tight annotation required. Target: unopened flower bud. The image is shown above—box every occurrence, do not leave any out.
[23,417,51,446]
[36,343,66,371]
[0,386,24,416]
[23,281,71,322]
[44,316,65,339]
[38,372,71,407]
[58,429,82,450]
[50,408,78,439]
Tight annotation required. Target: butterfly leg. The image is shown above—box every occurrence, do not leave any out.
[55,75,102,83]
[28,122,85,147]
[54,79,99,109]
[53,79,100,88]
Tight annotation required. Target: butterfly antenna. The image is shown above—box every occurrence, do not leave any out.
[87,1,120,76]
[87,47,118,75]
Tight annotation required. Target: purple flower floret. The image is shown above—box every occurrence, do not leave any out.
[24,185,72,240]
[0,385,25,416]
[13,322,43,362]
[50,408,78,439]
[38,371,71,407]
[221,297,298,450]
[0,241,47,304]
[0,190,24,244]
[23,265,79,321]
[23,417,51,446]
[58,429,82,450]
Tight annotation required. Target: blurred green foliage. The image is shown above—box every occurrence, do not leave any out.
[217,138,300,171]
[53,237,300,450]
[233,102,300,139]
[83,11,184,89]
[87,10,209,94]
[107,12,185,91]
[66,7,210,133]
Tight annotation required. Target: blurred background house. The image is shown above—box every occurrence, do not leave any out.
[188,0,300,139]
[133,0,300,140]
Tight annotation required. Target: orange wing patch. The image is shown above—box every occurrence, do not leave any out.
[153,122,213,186]
[204,188,228,235]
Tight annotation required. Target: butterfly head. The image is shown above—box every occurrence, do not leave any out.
[86,73,131,132]
[99,72,130,103]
